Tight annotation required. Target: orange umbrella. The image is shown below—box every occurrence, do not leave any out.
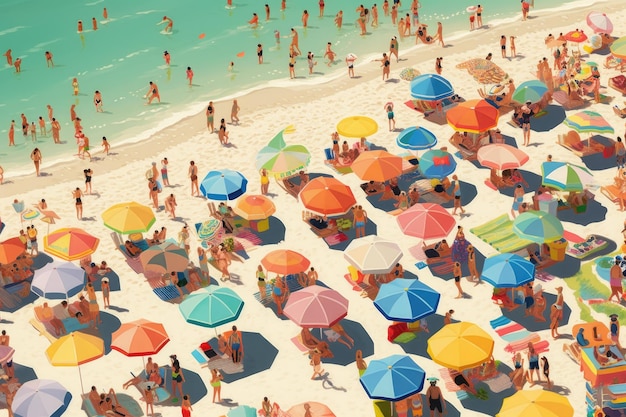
[351,150,403,182]
[43,228,100,261]
[300,177,356,216]
[446,99,499,133]
[0,237,26,264]
[111,319,170,356]
[261,249,310,275]
[233,194,276,220]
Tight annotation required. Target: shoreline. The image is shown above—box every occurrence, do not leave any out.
[1,0,620,197]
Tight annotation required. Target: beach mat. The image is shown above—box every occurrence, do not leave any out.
[324,232,348,246]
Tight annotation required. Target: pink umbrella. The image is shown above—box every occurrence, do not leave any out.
[586,11,613,35]
[396,203,456,240]
[477,144,529,170]
[283,286,348,328]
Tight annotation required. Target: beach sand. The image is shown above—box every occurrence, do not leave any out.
[2,1,626,416]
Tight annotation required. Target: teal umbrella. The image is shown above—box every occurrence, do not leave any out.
[512,80,548,104]
[360,355,425,401]
[512,211,563,243]
[199,169,248,201]
[395,126,437,151]
[179,286,244,328]
[419,149,457,179]
[227,405,257,417]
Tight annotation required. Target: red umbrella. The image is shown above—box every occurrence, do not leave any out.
[446,99,499,134]
[564,29,588,43]
[396,203,456,240]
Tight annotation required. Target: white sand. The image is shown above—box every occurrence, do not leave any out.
[2,1,626,416]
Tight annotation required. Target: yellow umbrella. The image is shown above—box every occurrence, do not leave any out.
[496,390,573,417]
[101,201,156,234]
[336,116,378,138]
[427,322,494,371]
[46,332,104,393]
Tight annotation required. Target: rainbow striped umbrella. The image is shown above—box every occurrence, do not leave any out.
[611,36,626,59]
[563,110,614,134]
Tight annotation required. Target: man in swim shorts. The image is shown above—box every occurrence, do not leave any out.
[426,379,444,417]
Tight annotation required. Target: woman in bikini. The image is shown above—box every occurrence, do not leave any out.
[72,187,83,220]
[210,369,223,403]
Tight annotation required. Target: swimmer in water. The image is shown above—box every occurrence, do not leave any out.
[161,16,173,33]
[265,4,270,20]
[92,17,98,31]
[248,13,259,28]
[3,49,12,66]
[103,7,108,20]
[77,20,83,33]
[94,91,103,112]
[163,51,171,66]
[14,57,21,73]
[146,81,160,104]
[45,51,54,68]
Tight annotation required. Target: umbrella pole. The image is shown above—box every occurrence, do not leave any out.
[78,366,85,394]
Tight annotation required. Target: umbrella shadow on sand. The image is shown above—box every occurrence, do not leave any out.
[582,151,617,171]
[495,170,542,198]
[395,314,452,359]
[556,199,607,225]
[78,311,122,354]
[207,331,278,384]
[542,255,581,278]
[530,105,566,132]
[501,293,572,332]
[13,363,38,383]
[457,362,517,417]
[322,218,378,252]
[0,253,55,313]
[159,366,207,406]
[235,216,287,260]
[427,242,486,281]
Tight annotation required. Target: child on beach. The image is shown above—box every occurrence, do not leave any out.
[385,102,395,131]
[101,137,110,155]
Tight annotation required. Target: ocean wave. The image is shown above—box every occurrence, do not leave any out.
[0,26,26,37]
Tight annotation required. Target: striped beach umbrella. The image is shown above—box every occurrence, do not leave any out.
[563,110,614,134]
[541,162,594,191]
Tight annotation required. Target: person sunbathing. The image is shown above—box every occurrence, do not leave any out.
[124,241,141,257]
[430,177,453,200]
[309,215,328,230]
[423,239,450,259]
[363,180,385,194]
[527,247,545,267]
[301,327,321,349]
[449,370,478,396]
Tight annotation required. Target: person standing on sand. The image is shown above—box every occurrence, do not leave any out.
[451,175,465,215]
[435,57,442,75]
[84,168,93,194]
[206,101,215,133]
[189,161,199,196]
[260,168,269,195]
[385,102,395,131]
[510,36,517,57]
[511,184,524,218]
[500,35,507,58]
[346,54,356,78]
[453,261,464,299]
[210,369,223,403]
[181,395,192,417]
[31,148,42,176]
[435,22,444,47]
[426,379,445,417]
[380,52,390,80]
[467,245,480,284]
[230,99,240,124]
[609,258,623,303]
[73,187,83,220]
[160,157,169,186]
[165,194,177,218]
[352,205,367,238]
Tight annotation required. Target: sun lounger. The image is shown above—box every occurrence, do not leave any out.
[152,285,181,302]
[302,211,338,238]
[601,184,623,206]
[557,130,607,157]
[610,75,626,94]
[552,90,586,110]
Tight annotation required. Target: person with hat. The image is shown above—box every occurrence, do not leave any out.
[426,378,445,417]
[609,314,621,350]
[609,257,624,303]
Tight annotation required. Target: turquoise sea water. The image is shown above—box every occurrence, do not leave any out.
[0,0,591,174]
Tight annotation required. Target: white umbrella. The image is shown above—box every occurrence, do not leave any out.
[343,235,403,274]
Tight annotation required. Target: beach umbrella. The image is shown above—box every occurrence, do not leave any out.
[0,237,26,264]
[283,286,349,328]
[360,354,425,401]
[587,11,613,34]
[564,29,588,44]
[139,241,189,273]
[480,254,535,288]
[0,345,15,366]
[300,177,356,216]
[419,148,457,179]
[111,319,170,357]
[397,203,455,241]
[227,405,258,417]
[194,219,222,241]
[512,80,548,104]
[12,379,72,417]
[261,249,310,275]
[399,67,421,81]
[446,99,499,133]
[512,211,563,244]
[427,322,494,371]
[374,279,440,322]
[31,261,86,300]
[541,161,594,191]
[456,59,508,84]
[233,194,276,220]
[43,228,100,261]
[410,74,454,101]
[256,144,312,179]
[351,150,403,182]
[287,402,336,417]
[179,286,244,328]
[477,144,529,170]
[496,390,574,417]
[46,332,104,393]
[343,235,403,274]
[610,36,626,59]
[102,201,156,234]
[395,126,437,151]
[200,169,248,201]
[563,110,614,134]
[336,116,378,138]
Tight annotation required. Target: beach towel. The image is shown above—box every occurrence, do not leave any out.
[490,316,511,329]
[438,368,461,392]
[324,232,348,246]
[565,235,607,259]
[534,270,557,282]
[495,323,524,337]
[483,374,514,393]
[152,285,180,302]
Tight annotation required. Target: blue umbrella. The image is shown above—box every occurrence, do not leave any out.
[396,126,438,151]
[227,405,258,417]
[480,253,535,288]
[12,379,72,417]
[31,261,86,299]
[360,355,425,401]
[374,279,440,322]
[410,74,454,101]
[179,286,244,328]
[419,149,457,179]
[199,169,248,200]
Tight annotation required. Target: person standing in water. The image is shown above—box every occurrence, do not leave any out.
[3,49,12,66]
[44,51,54,67]
[161,16,174,33]
[146,81,160,104]
[94,91,103,112]
[186,67,194,86]
[8,120,15,146]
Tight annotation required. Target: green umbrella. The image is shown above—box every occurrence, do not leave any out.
[512,211,563,243]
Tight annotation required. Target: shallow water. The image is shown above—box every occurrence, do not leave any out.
[0,0,588,173]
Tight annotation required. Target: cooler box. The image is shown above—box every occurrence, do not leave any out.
[250,218,269,232]
[538,198,558,217]
[547,238,568,261]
